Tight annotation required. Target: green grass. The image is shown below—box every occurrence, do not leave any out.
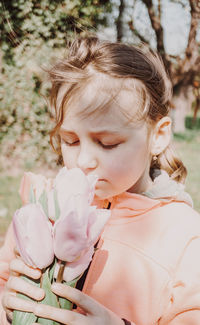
[0,174,22,236]
[0,130,200,240]
[173,130,200,213]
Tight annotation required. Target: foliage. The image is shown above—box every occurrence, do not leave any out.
[185,116,200,129]
[0,0,111,171]
[0,174,22,236]
[0,0,111,62]
[0,44,57,171]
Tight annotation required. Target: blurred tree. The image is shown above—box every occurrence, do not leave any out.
[0,0,111,63]
[116,0,200,132]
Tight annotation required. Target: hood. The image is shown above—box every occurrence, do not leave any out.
[143,169,193,207]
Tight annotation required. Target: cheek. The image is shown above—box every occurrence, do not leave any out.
[100,152,130,182]
[104,143,150,179]
[61,145,77,169]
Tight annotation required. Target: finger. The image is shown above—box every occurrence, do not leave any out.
[10,259,41,279]
[34,304,86,325]
[6,276,45,301]
[51,283,101,314]
[6,309,13,322]
[2,293,14,322]
[2,293,36,313]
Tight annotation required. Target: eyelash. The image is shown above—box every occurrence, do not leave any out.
[62,139,119,150]
[99,142,119,149]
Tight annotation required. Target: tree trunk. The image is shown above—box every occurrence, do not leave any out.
[171,86,194,133]
[116,0,125,41]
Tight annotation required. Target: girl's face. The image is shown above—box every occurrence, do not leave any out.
[59,84,153,200]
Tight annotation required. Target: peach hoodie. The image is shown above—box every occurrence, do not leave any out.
[1,171,200,325]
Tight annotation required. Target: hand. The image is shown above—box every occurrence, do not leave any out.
[2,257,44,322]
[33,283,124,325]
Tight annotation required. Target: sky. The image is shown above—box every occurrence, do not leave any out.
[98,0,198,56]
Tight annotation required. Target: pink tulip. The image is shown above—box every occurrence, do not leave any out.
[53,195,110,263]
[15,167,110,281]
[48,168,98,220]
[13,204,54,269]
[19,172,53,206]
[55,167,97,204]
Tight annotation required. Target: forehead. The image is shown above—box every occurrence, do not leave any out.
[58,73,147,128]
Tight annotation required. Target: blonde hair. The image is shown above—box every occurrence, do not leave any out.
[47,36,187,183]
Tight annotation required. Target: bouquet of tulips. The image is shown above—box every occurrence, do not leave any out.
[12,167,110,325]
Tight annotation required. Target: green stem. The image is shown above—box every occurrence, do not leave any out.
[56,260,66,283]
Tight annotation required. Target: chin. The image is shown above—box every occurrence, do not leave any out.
[94,189,107,200]
[94,188,117,201]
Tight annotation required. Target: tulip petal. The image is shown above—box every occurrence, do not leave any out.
[19,172,53,206]
[13,209,34,267]
[87,208,110,246]
[53,196,89,262]
[64,247,94,282]
[13,204,54,269]
[54,246,94,282]
[54,168,96,209]
[19,172,32,205]
[53,195,110,264]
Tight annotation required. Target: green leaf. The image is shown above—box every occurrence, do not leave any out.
[12,275,40,325]
[49,257,57,283]
[39,190,48,217]
[53,189,60,220]
[67,275,81,287]
[12,309,37,325]
[29,184,36,204]
[40,269,59,306]
[38,268,60,325]
[37,316,60,325]
[59,296,73,311]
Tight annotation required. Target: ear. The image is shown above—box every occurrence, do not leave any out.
[151,117,172,156]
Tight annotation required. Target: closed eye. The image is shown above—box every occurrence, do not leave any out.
[62,139,79,146]
[98,141,120,149]
[61,138,120,149]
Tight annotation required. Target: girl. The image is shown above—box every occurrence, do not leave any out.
[1,36,200,325]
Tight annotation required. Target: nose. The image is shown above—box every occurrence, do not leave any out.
[77,144,98,174]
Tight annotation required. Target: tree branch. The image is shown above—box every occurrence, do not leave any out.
[141,0,171,71]
[128,20,150,45]
[172,0,200,88]
[116,0,125,41]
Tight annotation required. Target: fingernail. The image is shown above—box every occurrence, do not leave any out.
[31,269,41,279]
[35,269,41,276]
[36,288,45,300]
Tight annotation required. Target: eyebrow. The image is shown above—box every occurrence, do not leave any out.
[59,128,122,136]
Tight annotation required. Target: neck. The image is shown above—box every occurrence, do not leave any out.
[127,171,153,194]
